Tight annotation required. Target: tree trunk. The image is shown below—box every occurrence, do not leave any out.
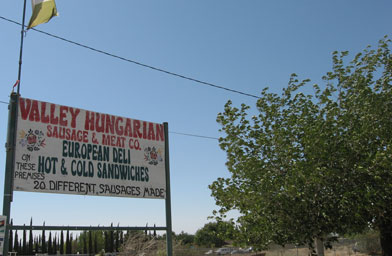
[380,219,392,256]
[315,238,324,256]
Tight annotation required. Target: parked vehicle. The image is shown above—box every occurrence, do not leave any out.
[242,246,253,253]
[205,249,214,255]
[215,247,233,255]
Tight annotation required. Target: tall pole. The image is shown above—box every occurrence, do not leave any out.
[2,93,18,256]
[164,122,173,256]
[2,1,27,255]
[17,0,27,95]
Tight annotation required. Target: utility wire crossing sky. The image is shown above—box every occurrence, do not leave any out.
[0,15,261,100]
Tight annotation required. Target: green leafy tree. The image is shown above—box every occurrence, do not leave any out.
[194,222,233,248]
[322,38,392,256]
[210,37,392,255]
[176,231,195,245]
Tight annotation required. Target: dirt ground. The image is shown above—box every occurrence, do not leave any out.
[261,246,368,256]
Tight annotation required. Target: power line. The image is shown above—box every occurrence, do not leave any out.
[170,131,219,140]
[0,16,226,141]
[0,15,261,99]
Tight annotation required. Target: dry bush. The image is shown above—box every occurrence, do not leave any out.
[119,233,205,256]
[119,233,166,256]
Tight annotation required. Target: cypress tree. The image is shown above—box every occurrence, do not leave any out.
[38,235,41,253]
[14,231,19,253]
[83,232,87,254]
[76,235,79,253]
[53,234,58,254]
[119,230,124,250]
[19,239,22,254]
[48,232,53,255]
[93,231,98,254]
[66,230,70,254]
[104,231,108,253]
[115,229,119,253]
[41,223,46,254]
[29,219,33,255]
[88,231,92,255]
[22,225,27,255]
[109,224,114,253]
[69,233,73,254]
[34,237,39,254]
[60,230,64,254]
[9,219,13,252]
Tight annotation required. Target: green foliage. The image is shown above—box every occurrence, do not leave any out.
[42,225,46,253]
[194,221,233,247]
[210,36,392,253]
[175,231,195,245]
[66,230,71,254]
[60,230,64,254]
[347,230,381,255]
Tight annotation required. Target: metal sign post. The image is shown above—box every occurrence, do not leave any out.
[3,0,27,252]
[164,122,173,256]
[2,93,18,256]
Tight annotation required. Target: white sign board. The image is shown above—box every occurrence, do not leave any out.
[13,97,166,199]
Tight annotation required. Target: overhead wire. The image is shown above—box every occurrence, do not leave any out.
[0,15,261,99]
[0,15,232,141]
[170,132,218,140]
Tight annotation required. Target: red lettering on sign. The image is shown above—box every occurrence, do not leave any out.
[19,98,80,127]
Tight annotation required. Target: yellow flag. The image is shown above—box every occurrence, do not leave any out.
[27,0,58,29]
